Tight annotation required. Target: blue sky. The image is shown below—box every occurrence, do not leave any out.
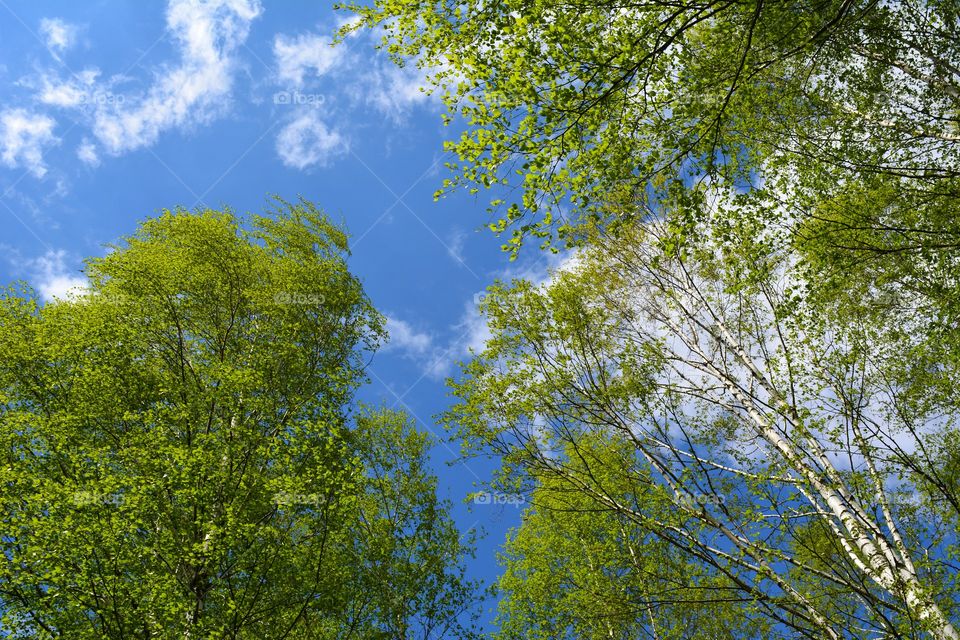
[0,0,560,626]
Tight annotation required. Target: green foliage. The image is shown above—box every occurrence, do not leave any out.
[339,0,960,256]
[496,437,770,640]
[445,214,960,637]
[0,199,480,639]
[339,0,960,635]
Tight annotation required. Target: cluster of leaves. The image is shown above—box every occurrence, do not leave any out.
[495,436,772,640]
[0,199,481,639]
[339,0,960,256]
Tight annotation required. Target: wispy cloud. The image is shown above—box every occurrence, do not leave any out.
[89,0,262,155]
[10,1,261,174]
[0,109,59,178]
[39,18,79,56]
[382,306,490,381]
[381,314,460,379]
[275,111,346,169]
[36,69,100,108]
[76,138,99,166]
[274,32,344,87]
[443,251,583,375]
[356,61,435,121]
[446,228,467,264]
[456,298,494,357]
[27,249,87,301]
[384,315,434,356]
[374,252,583,382]
[269,23,444,170]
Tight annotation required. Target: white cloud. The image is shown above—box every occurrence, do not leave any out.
[28,249,87,301]
[77,139,99,166]
[384,315,433,355]
[274,32,344,87]
[441,251,583,373]
[361,62,433,119]
[381,302,491,382]
[339,24,449,120]
[0,109,59,177]
[446,228,467,264]
[264,21,458,173]
[37,69,99,107]
[269,25,443,169]
[382,314,463,380]
[456,297,494,356]
[335,14,363,34]
[39,18,78,55]
[375,254,583,383]
[275,111,345,169]
[39,81,85,108]
[90,0,262,155]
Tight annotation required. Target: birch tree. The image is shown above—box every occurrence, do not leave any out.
[495,435,773,639]
[448,198,960,638]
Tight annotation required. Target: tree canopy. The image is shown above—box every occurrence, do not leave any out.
[341,0,960,256]
[4,0,957,635]
[0,199,481,639]
[447,210,960,638]
[338,1,960,636]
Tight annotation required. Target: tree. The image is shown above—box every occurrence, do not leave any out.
[446,200,960,638]
[339,0,960,635]
[0,199,480,639]
[496,435,772,640]
[340,0,960,256]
